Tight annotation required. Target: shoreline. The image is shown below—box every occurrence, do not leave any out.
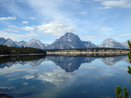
[47,51,129,54]
[46,48,129,56]
[0,49,129,57]
[46,50,129,56]
[47,52,128,56]
[0,52,128,57]
[0,53,46,57]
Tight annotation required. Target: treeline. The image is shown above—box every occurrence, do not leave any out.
[0,45,46,55]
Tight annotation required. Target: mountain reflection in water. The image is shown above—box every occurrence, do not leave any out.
[0,55,129,72]
[0,55,130,98]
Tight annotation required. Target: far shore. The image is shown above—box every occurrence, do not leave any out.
[47,51,128,56]
[47,51,129,54]
[0,48,129,57]
[46,48,129,56]
[0,53,46,57]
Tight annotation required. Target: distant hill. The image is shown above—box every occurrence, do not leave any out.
[0,32,130,49]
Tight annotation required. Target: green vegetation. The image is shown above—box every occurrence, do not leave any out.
[124,87,129,98]
[127,41,131,74]
[128,41,131,50]
[115,86,130,98]
[115,86,122,98]
[127,41,131,63]
[0,45,46,55]
[115,41,131,98]
[128,66,131,75]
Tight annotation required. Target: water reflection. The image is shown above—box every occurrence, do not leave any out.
[0,55,130,98]
[0,55,129,72]
[0,55,45,68]
[46,56,95,72]
[100,56,129,65]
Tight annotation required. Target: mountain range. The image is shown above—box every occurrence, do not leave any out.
[0,32,130,49]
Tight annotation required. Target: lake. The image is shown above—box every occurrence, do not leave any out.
[0,55,131,98]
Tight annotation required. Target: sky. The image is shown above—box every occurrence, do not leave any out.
[0,0,131,44]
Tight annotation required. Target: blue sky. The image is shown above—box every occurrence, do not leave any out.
[0,0,131,44]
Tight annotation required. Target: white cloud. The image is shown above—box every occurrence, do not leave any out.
[99,25,113,31]
[0,64,37,75]
[73,0,81,1]
[27,0,76,26]
[0,16,16,20]
[116,34,131,37]
[23,82,29,85]
[22,21,29,24]
[8,25,18,28]
[74,0,89,3]
[81,11,87,15]
[22,26,34,31]
[36,21,74,37]
[8,25,34,31]
[23,75,35,79]
[80,35,98,39]
[95,0,131,9]
[81,65,99,69]
[0,31,38,40]
[0,62,74,86]
[0,86,16,90]
[77,11,87,15]
[85,0,89,3]
[29,17,35,20]
[4,29,18,32]
[36,68,74,85]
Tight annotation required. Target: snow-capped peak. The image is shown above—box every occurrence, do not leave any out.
[25,38,45,49]
[4,38,17,47]
[100,38,124,48]
[29,38,41,43]
[103,38,117,42]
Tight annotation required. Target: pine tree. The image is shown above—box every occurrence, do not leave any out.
[115,86,122,98]
[124,87,129,98]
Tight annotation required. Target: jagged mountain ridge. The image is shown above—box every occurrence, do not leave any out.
[16,41,26,47]
[121,40,131,49]
[24,38,46,49]
[0,33,130,49]
[0,37,46,49]
[47,33,97,49]
[0,38,17,47]
[47,33,86,49]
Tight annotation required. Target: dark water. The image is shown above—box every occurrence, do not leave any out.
[0,55,131,98]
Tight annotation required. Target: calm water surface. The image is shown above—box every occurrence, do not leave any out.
[0,55,131,98]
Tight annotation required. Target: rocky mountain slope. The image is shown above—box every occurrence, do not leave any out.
[47,33,95,49]
[100,38,125,49]
[24,38,46,49]
[0,38,17,47]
